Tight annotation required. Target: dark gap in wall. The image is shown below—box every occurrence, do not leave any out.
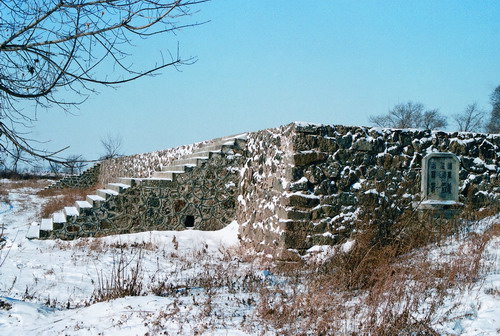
[184,215,195,228]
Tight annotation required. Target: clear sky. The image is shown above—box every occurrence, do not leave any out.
[32,0,500,161]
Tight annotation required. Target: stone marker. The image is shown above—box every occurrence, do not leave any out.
[419,152,462,215]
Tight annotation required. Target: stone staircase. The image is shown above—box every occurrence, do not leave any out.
[27,134,247,239]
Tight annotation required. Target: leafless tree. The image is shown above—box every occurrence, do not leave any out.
[100,133,124,159]
[453,103,485,132]
[0,0,207,164]
[47,161,63,177]
[420,109,447,130]
[10,146,25,174]
[64,155,87,175]
[486,85,500,133]
[369,101,447,130]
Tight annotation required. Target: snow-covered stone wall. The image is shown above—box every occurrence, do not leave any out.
[47,163,101,189]
[46,122,500,254]
[237,122,500,255]
[98,137,232,185]
[237,124,296,256]
[50,153,244,239]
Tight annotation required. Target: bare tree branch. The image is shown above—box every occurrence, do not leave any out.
[453,103,484,132]
[369,101,447,130]
[0,0,208,164]
[486,85,500,133]
[100,133,124,159]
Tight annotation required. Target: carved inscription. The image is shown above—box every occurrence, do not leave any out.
[427,157,454,197]
[422,153,460,202]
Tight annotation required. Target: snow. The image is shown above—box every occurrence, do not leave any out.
[52,212,66,223]
[97,189,119,196]
[341,239,355,253]
[64,207,79,216]
[284,191,320,199]
[0,183,253,335]
[420,200,463,205]
[25,222,40,239]
[75,201,92,209]
[0,201,13,214]
[293,121,324,128]
[1,181,499,335]
[474,157,485,165]
[351,182,362,190]
[225,181,236,188]
[86,195,105,202]
[40,218,53,231]
[107,183,130,189]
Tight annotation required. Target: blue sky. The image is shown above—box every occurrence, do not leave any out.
[33,0,500,161]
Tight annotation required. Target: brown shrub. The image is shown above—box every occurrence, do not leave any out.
[256,201,500,335]
[38,187,97,218]
[0,188,8,202]
[91,250,144,303]
[1,179,52,191]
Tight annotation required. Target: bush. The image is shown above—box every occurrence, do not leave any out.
[255,203,499,334]
[38,187,97,218]
[91,250,144,303]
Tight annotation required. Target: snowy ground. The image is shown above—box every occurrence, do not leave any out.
[0,180,260,335]
[0,180,499,335]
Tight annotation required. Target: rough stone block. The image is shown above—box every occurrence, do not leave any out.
[293,151,328,166]
[282,194,320,208]
[352,139,374,152]
[277,208,312,221]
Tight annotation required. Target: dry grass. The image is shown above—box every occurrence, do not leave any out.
[23,179,498,334]
[255,204,500,335]
[1,179,52,192]
[38,187,97,218]
[91,249,144,303]
[1,179,54,215]
[0,188,8,203]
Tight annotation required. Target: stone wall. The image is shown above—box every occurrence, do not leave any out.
[237,124,296,254]
[237,122,500,255]
[47,153,244,239]
[42,122,500,253]
[47,163,101,189]
[98,136,242,185]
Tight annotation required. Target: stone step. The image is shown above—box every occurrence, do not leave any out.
[64,206,79,217]
[151,171,175,179]
[182,151,212,160]
[26,223,40,239]
[220,144,237,154]
[40,218,53,231]
[159,165,187,173]
[172,158,207,166]
[200,135,243,147]
[86,194,106,206]
[107,182,131,193]
[139,177,174,187]
[194,142,234,152]
[97,189,119,199]
[159,165,186,173]
[53,212,66,224]
[75,200,92,212]
[117,177,143,187]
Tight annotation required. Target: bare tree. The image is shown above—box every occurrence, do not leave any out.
[486,85,500,133]
[453,103,484,132]
[0,0,207,164]
[369,101,447,130]
[421,109,447,130]
[64,155,87,175]
[10,146,25,174]
[47,161,63,177]
[100,134,124,159]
